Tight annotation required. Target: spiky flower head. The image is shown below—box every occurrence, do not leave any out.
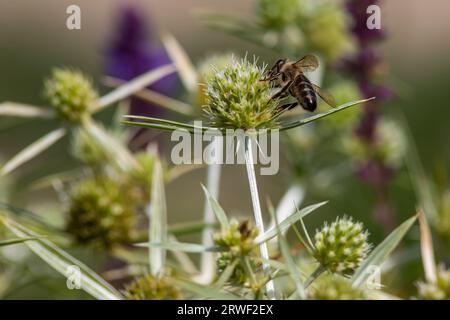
[203,56,279,129]
[417,264,450,300]
[308,274,366,300]
[313,216,371,275]
[66,176,137,249]
[124,274,182,300]
[257,0,305,29]
[214,220,259,286]
[44,68,98,123]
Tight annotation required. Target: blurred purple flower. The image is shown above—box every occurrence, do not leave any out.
[105,6,176,118]
[342,0,397,230]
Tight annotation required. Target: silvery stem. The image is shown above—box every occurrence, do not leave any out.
[244,135,275,299]
[199,136,223,284]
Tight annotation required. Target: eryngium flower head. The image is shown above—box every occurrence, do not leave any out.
[203,56,279,129]
[313,216,371,275]
[44,68,98,123]
[66,177,137,249]
[124,274,182,300]
[257,0,305,29]
[214,220,259,286]
[308,274,366,300]
[214,220,258,256]
[417,264,450,300]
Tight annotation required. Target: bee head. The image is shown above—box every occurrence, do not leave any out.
[261,58,287,81]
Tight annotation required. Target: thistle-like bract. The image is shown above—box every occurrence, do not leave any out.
[203,56,279,129]
[313,216,371,275]
[66,177,137,249]
[44,68,98,123]
[417,264,450,300]
[124,274,182,300]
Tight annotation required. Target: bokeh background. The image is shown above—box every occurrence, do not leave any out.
[1,0,450,298]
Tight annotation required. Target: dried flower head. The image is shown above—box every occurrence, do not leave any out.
[308,274,366,300]
[203,56,279,129]
[124,274,182,300]
[313,216,371,275]
[44,68,98,123]
[66,177,137,249]
[417,264,450,300]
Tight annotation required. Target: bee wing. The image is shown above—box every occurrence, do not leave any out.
[294,55,319,72]
[311,83,336,108]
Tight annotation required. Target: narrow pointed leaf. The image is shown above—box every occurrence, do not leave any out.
[0,102,54,118]
[0,237,42,247]
[136,241,223,253]
[161,32,198,92]
[280,98,374,131]
[1,128,66,176]
[256,201,328,244]
[0,214,123,300]
[201,184,229,229]
[418,211,437,283]
[95,64,176,112]
[148,158,167,275]
[270,205,306,299]
[352,215,417,288]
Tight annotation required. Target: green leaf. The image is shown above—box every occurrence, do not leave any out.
[95,64,176,112]
[279,98,375,131]
[269,205,306,299]
[256,201,328,245]
[0,102,54,118]
[148,158,168,275]
[1,128,66,176]
[0,214,123,300]
[136,241,223,253]
[0,237,42,247]
[201,184,229,229]
[351,215,417,288]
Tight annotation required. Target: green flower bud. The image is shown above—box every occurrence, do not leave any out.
[313,216,371,275]
[306,3,354,62]
[203,57,279,129]
[318,81,362,130]
[66,176,137,249]
[124,274,182,300]
[256,0,305,29]
[342,118,406,169]
[308,274,366,300]
[214,220,259,286]
[417,264,450,300]
[44,68,98,123]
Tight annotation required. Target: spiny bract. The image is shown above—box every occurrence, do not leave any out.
[313,216,371,275]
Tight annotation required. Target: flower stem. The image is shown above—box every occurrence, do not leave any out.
[199,136,223,284]
[244,135,275,299]
[304,265,326,289]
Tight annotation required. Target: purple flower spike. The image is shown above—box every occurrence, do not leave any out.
[105,6,177,118]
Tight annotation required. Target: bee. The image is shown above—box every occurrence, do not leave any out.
[261,55,335,112]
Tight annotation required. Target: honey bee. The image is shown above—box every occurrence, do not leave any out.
[261,55,335,112]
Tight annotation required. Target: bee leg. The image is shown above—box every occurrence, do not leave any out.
[269,80,293,101]
[278,102,298,111]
